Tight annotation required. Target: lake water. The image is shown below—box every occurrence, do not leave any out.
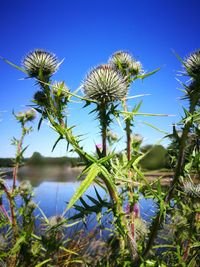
[3,166,157,231]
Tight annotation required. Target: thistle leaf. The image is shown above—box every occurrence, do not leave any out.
[51,136,63,152]
[67,163,100,210]
[0,56,27,74]
[133,67,161,81]
[142,121,169,134]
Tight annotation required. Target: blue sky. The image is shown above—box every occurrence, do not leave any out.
[0,0,199,157]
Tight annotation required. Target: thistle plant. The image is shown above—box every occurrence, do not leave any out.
[141,50,200,263]
[109,51,143,163]
[2,48,200,266]
[83,64,127,156]
[5,48,161,264]
[12,109,36,190]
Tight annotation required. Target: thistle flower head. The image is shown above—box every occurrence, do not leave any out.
[25,109,36,121]
[183,181,200,198]
[19,180,32,196]
[15,109,36,123]
[42,215,65,234]
[184,49,200,79]
[27,200,37,210]
[22,49,60,79]
[15,111,26,123]
[48,215,63,227]
[52,81,69,98]
[107,131,118,142]
[109,51,142,76]
[131,134,143,144]
[83,64,128,103]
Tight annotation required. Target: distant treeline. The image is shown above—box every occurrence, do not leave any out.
[0,146,172,170]
[0,152,84,168]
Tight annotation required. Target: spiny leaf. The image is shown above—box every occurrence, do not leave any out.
[51,135,63,152]
[126,94,151,100]
[142,121,169,134]
[38,117,43,130]
[121,110,175,117]
[79,197,90,208]
[133,67,161,81]
[66,163,100,210]
[94,186,104,204]
[132,100,143,113]
[86,195,101,207]
[0,56,27,74]
[98,153,114,164]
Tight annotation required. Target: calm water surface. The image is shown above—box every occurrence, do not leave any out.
[4,166,156,222]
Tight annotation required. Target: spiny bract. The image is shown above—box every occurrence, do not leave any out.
[83,64,128,103]
[22,49,59,78]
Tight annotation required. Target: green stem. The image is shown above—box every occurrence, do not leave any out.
[99,102,107,157]
[126,119,132,161]
[12,125,25,191]
[1,182,18,239]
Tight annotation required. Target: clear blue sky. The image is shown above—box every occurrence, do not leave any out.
[0,0,199,158]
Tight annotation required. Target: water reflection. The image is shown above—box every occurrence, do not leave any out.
[17,165,83,187]
[4,166,157,221]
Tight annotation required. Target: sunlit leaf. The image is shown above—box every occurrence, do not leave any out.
[66,163,100,210]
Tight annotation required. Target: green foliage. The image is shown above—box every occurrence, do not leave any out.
[140,145,168,170]
[1,48,200,266]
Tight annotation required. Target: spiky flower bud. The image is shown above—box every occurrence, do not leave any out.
[52,81,69,98]
[15,109,36,123]
[25,109,36,121]
[27,200,37,210]
[19,180,32,196]
[109,51,142,76]
[34,90,48,106]
[83,64,127,103]
[184,49,200,79]
[107,131,118,142]
[22,49,60,79]
[48,215,63,227]
[15,111,26,123]
[131,134,143,144]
